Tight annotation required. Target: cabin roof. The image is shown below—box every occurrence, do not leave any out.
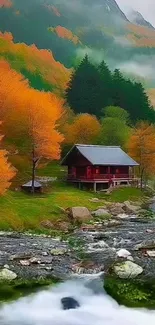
[61,144,139,166]
[22,180,42,188]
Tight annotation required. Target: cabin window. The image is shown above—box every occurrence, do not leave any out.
[95,167,100,174]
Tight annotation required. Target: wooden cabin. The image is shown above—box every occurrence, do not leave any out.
[61,145,139,192]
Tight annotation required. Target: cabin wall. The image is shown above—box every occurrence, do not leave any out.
[67,151,91,167]
[68,165,130,179]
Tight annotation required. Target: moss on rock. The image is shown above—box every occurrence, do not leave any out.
[0,278,59,303]
[104,276,155,309]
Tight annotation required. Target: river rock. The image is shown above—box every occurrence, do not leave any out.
[61,297,80,310]
[67,207,91,222]
[114,261,143,279]
[20,260,30,266]
[0,268,17,281]
[57,222,70,232]
[40,220,54,229]
[87,241,110,252]
[147,250,155,257]
[117,249,131,259]
[124,201,140,214]
[50,248,67,256]
[134,240,155,251]
[92,209,111,218]
[108,203,125,216]
[10,253,32,260]
[29,257,41,264]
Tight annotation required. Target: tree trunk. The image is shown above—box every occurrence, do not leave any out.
[140,168,144,191]
[32,159,36,194]
[31,148,36,194]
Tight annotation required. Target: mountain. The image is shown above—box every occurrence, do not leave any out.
[1,0,155,91]
[127,10,154,30]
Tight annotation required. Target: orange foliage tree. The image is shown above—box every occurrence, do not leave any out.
[128,122,155,189]
[48,26,81,45]
[0,60,64,193]
[64,114,101,145]
[0,32,70,92]
[0,130,16,194]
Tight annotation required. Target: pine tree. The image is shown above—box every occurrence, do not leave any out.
[98,60,112,109]
[111,69,155,123]
[66,55,103,117]
[111,69,125,108]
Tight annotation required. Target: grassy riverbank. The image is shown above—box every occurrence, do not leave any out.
[0,162,145,232]
[104,277,155,309]
[0,278,59,303]
[0,185,144,232]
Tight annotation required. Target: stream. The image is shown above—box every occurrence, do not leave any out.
[0,276,155,325]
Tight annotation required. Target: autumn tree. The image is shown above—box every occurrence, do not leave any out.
[64,113,101,145]
[21,90,64,193]
[0,131,16,194]
[0,60,64,193]
[128,122,155,189]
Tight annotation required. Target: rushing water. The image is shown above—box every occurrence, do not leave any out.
[0,275,155,325]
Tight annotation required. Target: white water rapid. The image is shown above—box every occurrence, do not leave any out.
[0,275,155,325]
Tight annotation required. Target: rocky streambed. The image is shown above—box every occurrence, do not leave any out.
[0,197,155,306]
[0,215,155,281]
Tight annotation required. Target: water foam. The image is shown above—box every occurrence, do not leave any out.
[0,276,155,325]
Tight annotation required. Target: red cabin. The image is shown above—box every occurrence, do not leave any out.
[61,144,139,192]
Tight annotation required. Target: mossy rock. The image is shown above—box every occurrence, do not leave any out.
[104,276,155,309]
[0,278,59,303]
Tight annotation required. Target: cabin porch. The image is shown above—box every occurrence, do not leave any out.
[67,165,137,192]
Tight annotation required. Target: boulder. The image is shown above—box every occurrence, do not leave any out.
[66,207,91,222]
[61,297,80,310]
[114,261,143,279]
[123,201,140,214]
[108,203,125,216]
[92,209,111,218]
[57,222,70,232]
[0,268,17,281]
[40,220,54,229]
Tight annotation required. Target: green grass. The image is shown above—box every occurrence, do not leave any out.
[101,187,144,203]
[0,184,145,232]
[37,161,67,179]
[0,162,146,232]
[0,182,97,232]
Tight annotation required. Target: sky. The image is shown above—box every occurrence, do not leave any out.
[117,0,155,26]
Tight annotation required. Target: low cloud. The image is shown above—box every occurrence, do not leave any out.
[117,61,154,79]
[76,47,105,64]
[114,36,132,47]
